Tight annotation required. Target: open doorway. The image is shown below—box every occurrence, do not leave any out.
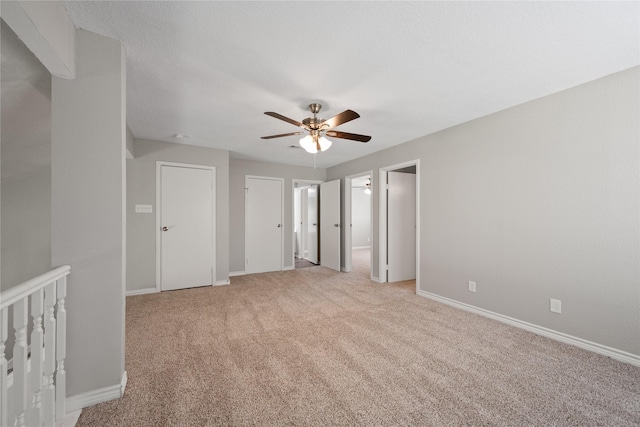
[344,171,373,279]
[293,179,323,269]
[379,161,420,293]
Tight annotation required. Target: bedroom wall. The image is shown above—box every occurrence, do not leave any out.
[1,21,52,292]
[52,29,127,400]
[327,67,640,358]
[126,139,230,290]
[229,158,326,274]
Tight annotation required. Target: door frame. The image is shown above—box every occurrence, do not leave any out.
[344,170,373,278]
[156,161,217,293]
[245,175,285,273]
[291,179,323,269]
[378,160,420,291]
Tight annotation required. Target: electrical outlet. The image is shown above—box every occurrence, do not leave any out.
[135,204,153,214]
[550,298,562,314]
[468,281,476,292]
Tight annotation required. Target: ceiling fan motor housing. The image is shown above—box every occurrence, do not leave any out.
[302,117,326,129]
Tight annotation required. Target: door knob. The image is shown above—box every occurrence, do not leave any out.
[277,224,281,228]
[334,224,340,227]
[162,226,168,231]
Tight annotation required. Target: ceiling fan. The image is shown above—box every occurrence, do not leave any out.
[261,103,371,153]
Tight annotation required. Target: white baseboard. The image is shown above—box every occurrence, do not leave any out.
[67,371,127,412]
[371,276,383,283]
[283,266,294,271]
[229,271,245,277]
[214,280,230,286]
[416,290,640,367]
[126,287,157,296]
[352,245,371,250]
[58,409,81,427]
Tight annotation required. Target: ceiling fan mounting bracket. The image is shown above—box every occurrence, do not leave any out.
[308,103,322,115]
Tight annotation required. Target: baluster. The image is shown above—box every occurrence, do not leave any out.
[55,277,67,422]
[13,299,29,427]
[1,308,8,427]
[42,283,56,426]
[29,289,45,427]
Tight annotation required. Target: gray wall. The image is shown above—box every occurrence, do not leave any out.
[52,30,126,397]
[127,139,230,290]
[328,67,640,356]
[351,188,371,248]
[229,158,326,273]
[1,21,52,291]
[1,169,51,291]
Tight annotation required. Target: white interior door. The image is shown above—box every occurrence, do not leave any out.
[301,188,309,259]
[245,177,283,274]
[294,187,302,258]
[305,185,319,264]
[387,171,416,282]
[160,165,214,291]
[320,179,341,271]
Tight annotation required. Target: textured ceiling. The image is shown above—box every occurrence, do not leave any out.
[63,1,639,168]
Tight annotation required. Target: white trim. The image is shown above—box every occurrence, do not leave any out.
[229,271,245,277]
[126,288,157,296]
[66,371,128,412]
[352,245,371,250]
[58,409,81,427]
[156,162,217,293]
[283,265,294,271]
[371,276,383,283]
[416,290,640,367]
[214,280,230,286]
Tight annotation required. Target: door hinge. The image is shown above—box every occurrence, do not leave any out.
[385,264,389,270]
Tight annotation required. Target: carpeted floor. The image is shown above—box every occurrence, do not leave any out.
[76,249,639,426]
[294,257,317,269]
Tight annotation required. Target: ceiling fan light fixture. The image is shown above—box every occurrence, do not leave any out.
[299,135,317,153]
[318,136,332,152]
[263,103,370,156]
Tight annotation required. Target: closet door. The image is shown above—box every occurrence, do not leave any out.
[245,176,283,274]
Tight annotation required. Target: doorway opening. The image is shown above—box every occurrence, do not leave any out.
[293,179,323,269]
[379,160,420,293]
[344,171,373,279]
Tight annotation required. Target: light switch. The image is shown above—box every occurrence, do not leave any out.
[135,204,153,214]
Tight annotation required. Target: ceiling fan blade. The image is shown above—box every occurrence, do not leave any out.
[325,130,371,142]
[264,112,307,129]
[321,109,360,129]
[261,132,304,140]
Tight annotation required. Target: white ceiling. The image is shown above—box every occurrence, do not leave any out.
[63,1,639,169]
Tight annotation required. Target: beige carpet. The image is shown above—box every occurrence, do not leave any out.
[76,249,639,426]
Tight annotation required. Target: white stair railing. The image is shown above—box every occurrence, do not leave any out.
[1,265,70,427]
